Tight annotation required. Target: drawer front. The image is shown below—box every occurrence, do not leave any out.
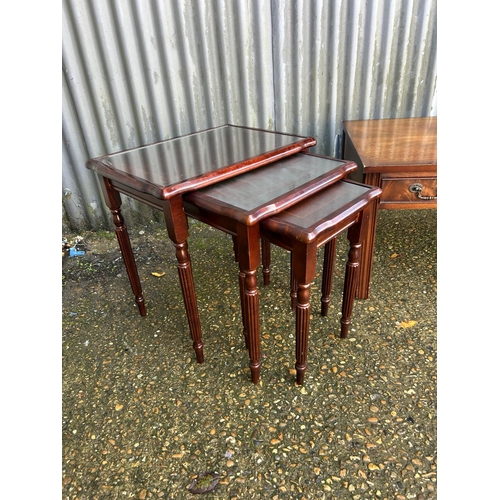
[380,176,437,205]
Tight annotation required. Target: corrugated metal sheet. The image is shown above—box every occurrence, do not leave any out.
[62,0,437,231]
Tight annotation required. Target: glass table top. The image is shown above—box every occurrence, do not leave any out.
[184,153,356,225]
[86,125,315,199]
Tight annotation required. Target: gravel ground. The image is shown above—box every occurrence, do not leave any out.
[62,207,437,499]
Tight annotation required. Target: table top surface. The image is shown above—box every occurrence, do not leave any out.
[184,153,357,225]
[343,117,436,169]
[261,180,381,243]
[86,124,316,200]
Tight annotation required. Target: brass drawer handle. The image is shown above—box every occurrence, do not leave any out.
[408,183,437,200]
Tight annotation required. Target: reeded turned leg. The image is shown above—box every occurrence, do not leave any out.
[340,223,362,338]
[174,240,204,363]
[295,283,311,385]
[100,177,146,316]
[242,269,261,383]
[236,225,262,383]
[320,238,337,316]
[164,196,204,363]
[291,244,317,385]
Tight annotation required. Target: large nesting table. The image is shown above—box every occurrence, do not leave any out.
[86,125,316,363]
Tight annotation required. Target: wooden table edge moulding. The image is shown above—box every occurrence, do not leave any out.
[85,124,316,365]
[342,116,437,299]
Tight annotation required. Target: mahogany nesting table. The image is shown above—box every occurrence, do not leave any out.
[183,153,360,383]
[260,180,381,383]
[343,117,437,298]
[185,165,380,384]
[86,125,316,364]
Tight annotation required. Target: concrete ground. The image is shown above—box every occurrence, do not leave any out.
[62,207,436,499]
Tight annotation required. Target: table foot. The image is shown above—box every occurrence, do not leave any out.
[136,298,147,316]
[193,341,204,364]
[250,363,260,384]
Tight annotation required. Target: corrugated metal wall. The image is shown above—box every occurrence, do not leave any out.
[62,0,437,231]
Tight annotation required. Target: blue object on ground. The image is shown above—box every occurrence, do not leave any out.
[69,247,86,257]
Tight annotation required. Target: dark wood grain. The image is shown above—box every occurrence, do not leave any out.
[344,117,436,170]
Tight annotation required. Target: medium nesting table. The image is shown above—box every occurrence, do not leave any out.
[86,125,316,363]
[183,153,360,383]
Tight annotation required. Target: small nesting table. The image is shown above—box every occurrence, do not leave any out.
[86,125,316,363]
[343,117,437,298]
[260,180,381,383]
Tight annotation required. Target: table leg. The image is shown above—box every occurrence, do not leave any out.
[231,235,238,262]
[320,238,337,316]
[261,239,271,285]
[290,253,297,310]
[291,244,317,385]
[295,283,311,385]
[231,234,251,348]
[236,224,261,383]
[341,217,363,338]
[357,178,380,299]
[238,262,250,350]
[163,197,204,364]
[99,177,146,316]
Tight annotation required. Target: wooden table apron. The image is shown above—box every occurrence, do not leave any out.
[343,117,437,299]
[86,125,316,365]
[183,153,357,383]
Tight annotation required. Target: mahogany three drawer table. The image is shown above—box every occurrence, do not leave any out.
[343,117,437,298]
[86,125,316,364]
